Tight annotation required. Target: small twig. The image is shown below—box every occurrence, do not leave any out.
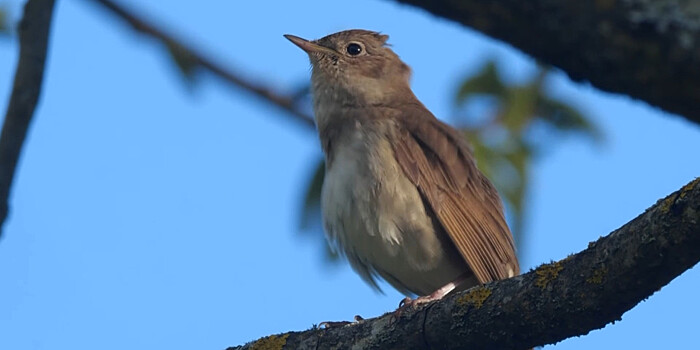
[0,0,56,238]
[88,0,315,129]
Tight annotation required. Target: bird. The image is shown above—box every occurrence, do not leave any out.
[284,29,520,308]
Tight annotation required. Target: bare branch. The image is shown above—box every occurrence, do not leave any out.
[229,177,700,349]
[0,0,56,237]
[86,0,315,129]
[391,0,700,127]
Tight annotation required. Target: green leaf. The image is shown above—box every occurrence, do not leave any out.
[501,85,539,132]
[536,96,604,144]
[456,60,508,103]
[500,68,548,132]
[299,159,325,231]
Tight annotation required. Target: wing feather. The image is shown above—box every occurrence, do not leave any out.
[391,111,519,283]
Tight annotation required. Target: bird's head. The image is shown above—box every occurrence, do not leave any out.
[285,30,412,107]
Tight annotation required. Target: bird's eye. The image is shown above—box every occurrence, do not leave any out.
[346,43,363,56]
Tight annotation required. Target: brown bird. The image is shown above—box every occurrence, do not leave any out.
[285,30,520,308]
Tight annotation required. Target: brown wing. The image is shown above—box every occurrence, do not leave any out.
[391,111,519,283]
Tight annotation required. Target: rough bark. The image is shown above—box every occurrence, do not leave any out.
[392,0,700,127]
[0,0,56,237]
[228,177,700,349]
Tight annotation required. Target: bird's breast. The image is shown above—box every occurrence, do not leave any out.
[320,122,469,295]
[321,126,409,252]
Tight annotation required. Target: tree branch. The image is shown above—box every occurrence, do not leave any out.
[228,177,700,349]
[85,0,315,129]
[391,0,700,126]
[0,0,56,238]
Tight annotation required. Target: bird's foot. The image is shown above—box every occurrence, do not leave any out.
[391,278,465,322]
[319,315,364,329]
[399,294,440,309]
[390,295,438,323]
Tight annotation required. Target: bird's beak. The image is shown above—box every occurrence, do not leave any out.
[284,34,336,55]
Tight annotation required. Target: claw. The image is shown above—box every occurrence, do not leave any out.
[392,273,469,319]
[319,315,365,329]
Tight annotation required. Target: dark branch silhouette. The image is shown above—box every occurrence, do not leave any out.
[229,178,700,349]
[87,0,315,129]
[392,0,700,126]
[0,0,56,237]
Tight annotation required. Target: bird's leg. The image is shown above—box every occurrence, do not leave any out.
[398,272,472,310]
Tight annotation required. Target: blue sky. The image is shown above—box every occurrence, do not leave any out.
[1,0,698,349]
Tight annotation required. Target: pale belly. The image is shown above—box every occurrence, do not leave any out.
[321,129,472,296]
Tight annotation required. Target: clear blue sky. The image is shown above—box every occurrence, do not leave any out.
[1,0,698,349]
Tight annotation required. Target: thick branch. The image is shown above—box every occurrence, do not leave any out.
[0,0,56,237]
[229,177,700,349]
[87,0,315,129]
[392,0,700,126]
